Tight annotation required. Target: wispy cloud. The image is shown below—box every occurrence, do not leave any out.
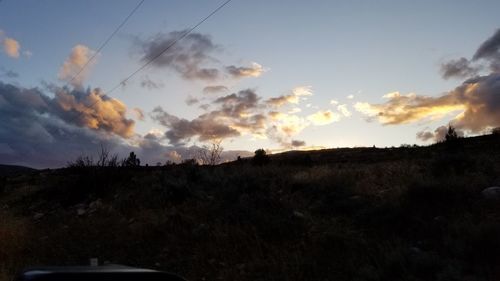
[203,85,228,94]
[226,62,264,78]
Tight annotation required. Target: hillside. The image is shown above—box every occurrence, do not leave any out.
[0,164,36,177]
[1,135,500,281]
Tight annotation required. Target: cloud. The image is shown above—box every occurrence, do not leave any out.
[0,81,133,167]
[337,104,351,117]
[355,29,500,136]
[266,86,313,107]
[137,30,267,82]
[23,50,33,58]
[440,57,478,79]
[49,87,136,138]
[150,106,240,144]
[185,96,199,106]
[58,44,97,88]
[166,150,182,162]
[150,86,345,147]
[226,62,264,78]
[132,107,145,121]
[416,126,464,142]
[291,140,306,147]
[347,94,354,99]
[416,130,435,142]
[354,91,464,125]
[474,29,500,59]
[137,31,220,81]
[0,81,255,168]
[151,88,313,146]
[140,76,164,90]
[203,85,228,94]
[356,73,500,134]
[0,68,18,78]
[3,37,20,58]
[330,99,339,105]
[307,110,340,126]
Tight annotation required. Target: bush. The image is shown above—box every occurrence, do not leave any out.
[252,149,270,166]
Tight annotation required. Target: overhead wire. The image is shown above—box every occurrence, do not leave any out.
[67,0,146,86]
[64,0,233,132]
[103,0,232,96]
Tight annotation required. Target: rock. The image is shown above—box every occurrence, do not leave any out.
[33,212,44,220]
[77,208,87,216]
[481,186,500,200]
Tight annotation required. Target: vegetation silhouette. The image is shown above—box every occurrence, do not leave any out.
[251,148,270,166]
[3,132,500,281]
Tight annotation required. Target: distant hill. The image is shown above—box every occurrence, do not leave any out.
[0,164,37,176]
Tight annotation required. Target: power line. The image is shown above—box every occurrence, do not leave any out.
[68,0,145,86]
[104,0,232,96]
[65,0,232,130]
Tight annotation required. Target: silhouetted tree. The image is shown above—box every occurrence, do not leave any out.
[123,152,140,167]
[252,149,270,166]
[197,139,223,165]
[445,125,459,143]
[492,127,500,135]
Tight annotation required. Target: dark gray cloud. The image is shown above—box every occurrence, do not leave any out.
[138,30,220,81]
[417,126,464,143]
[137,30,266,82]
[473,29,500,73]
[150,89,269,144]
[140,75,164,90]
[440,57,478,79]
[185,96,199,106]
[0,81,251,168]
[0,68,19,78]
[473,29,500,61]
[0,81,130,167]
[150,106,240,145]
[291,140,306,147]
[440,29,500,80]
[203,85,228,94]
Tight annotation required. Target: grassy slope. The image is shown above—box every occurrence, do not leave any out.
[0,165,36,177]
[1,135,500,281]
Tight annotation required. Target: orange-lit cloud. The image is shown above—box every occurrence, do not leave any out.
[356,73,500,134]
[354,91,464,125]
[3,37,20,58]
[58,44,97,88]
[307,110,340,126]
[53,88,135,138]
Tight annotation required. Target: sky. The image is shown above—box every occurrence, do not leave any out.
[1,0,500,168]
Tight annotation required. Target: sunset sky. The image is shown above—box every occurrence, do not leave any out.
[1,0,500,168]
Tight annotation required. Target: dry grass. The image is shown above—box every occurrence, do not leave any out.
[2,137,500,280]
